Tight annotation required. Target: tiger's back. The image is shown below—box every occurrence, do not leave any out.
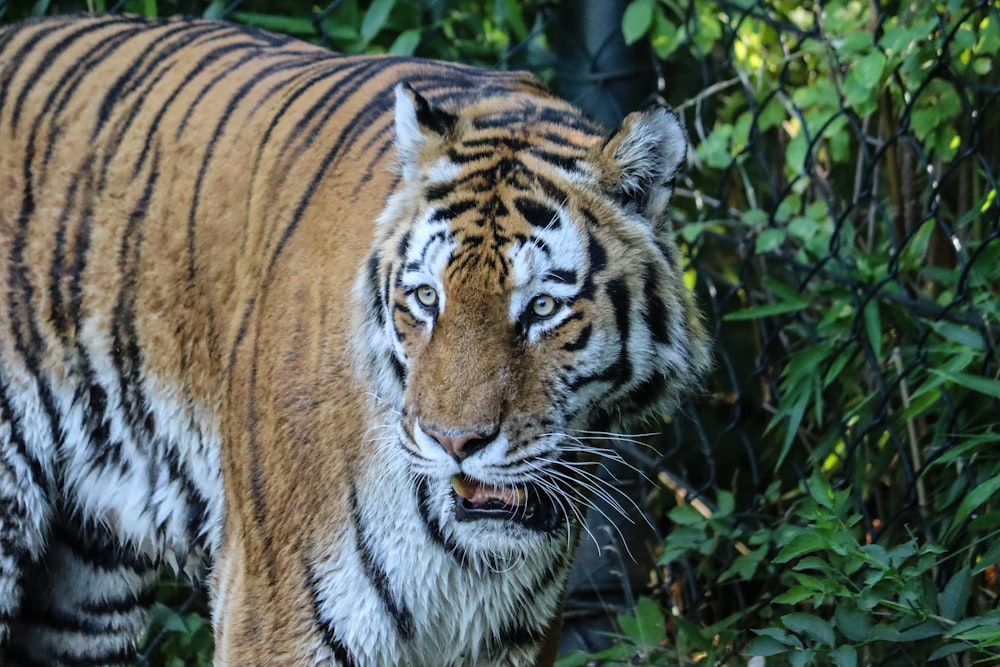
[0,14,709,666]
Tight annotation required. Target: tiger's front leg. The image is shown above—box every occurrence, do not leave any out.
[0,421,52,658]
[5,516,158,667]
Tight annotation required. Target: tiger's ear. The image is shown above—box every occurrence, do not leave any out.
[394,83,457,182]
[599,105,687,228]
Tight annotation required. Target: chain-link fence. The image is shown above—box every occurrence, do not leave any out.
[1,0,997,663]
[636,0,1000,662]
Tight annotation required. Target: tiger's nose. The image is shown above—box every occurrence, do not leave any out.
[423,425,499,460]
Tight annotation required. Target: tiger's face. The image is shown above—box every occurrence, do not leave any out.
[354,85,709,563]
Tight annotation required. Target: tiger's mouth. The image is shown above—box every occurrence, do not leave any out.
[450,475,561,532]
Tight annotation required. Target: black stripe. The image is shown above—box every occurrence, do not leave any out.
[62,155,119,478]
[160,435,210,558]
[243,319,282,588]
[112,146,160,445]
[8,18,140,132]
[260,68,405,276]
[51,520,155,573]
[184,53,316,282]
[642,263,674,347]
[279,59,383,163]
[7,640,136,667]
[414,477,470,566]
[0,375,47,493]
[431,199,477,222]
[173,35,303,139]
[80,585,157,616]
[561,322,592,352]
[350,485,415,639]
[547,268,577,284]
[365,254,385,329]
[305,558,360,667]
[389,354,408,385]
[619,371,672,414]
[496,621,544,651]
[579,232,608,302]
[424,181,455,202]
[90,21,220,142]
[240,60,342,248]
[515,197,559,228]
[350,128,397,199]
[132,33,270,178]
[567,278,632,391]
[32,28,147,190]
[17,602,144,636]
[47,165,84,340]
[7,118,64,454]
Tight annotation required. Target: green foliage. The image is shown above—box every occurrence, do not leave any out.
[615,0,1000,664]
[137,579,212,667]
[0,0,549,69]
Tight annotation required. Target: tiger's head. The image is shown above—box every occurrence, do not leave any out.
[353,83,709,563]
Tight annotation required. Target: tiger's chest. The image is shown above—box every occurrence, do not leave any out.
[301,448,569,667]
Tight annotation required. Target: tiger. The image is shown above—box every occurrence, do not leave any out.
[0,13,709,667]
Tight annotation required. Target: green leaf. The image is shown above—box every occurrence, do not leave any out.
[617,597,666,648]
[950,475,1000,536]
[853,51,886,88]
[782,612,836,647]
[622,0,655,45]
[975,539,1000,575]
[867,623,902,641]
[930,369,1000,399]
[716,489,735,518]
[555,652,593,667]
[650,9,680,59]
[389,29,421,55]
[806,472,834,509]
[839,31,873,55]
[863,300,882,360]
[898,619,945,641]
[772,586,816,605]
[756,228,785,254]
[940,567,972,621]
[774,533,828,563]
[499,0,528,40]
[927,643,975,661]
[230,12,316,35]
[720,546,767,581]
[361,0,396,42]
[786,131,807,174]
[746,636,792,657]
[774,392,809,469]
[944,615,1000,640]
[669,503,706,525]
[835,604,871,642]
[724,297,809,321]
[829,645,858,667]
[202,1,225,19]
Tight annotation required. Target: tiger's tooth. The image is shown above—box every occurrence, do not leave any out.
[451,475,476,500]
[452,476,527,507]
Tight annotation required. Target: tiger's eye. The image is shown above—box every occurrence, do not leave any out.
[531,295,557,318]
[416,285,438,308]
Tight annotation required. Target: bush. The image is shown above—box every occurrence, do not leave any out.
[599,0,1000,664]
